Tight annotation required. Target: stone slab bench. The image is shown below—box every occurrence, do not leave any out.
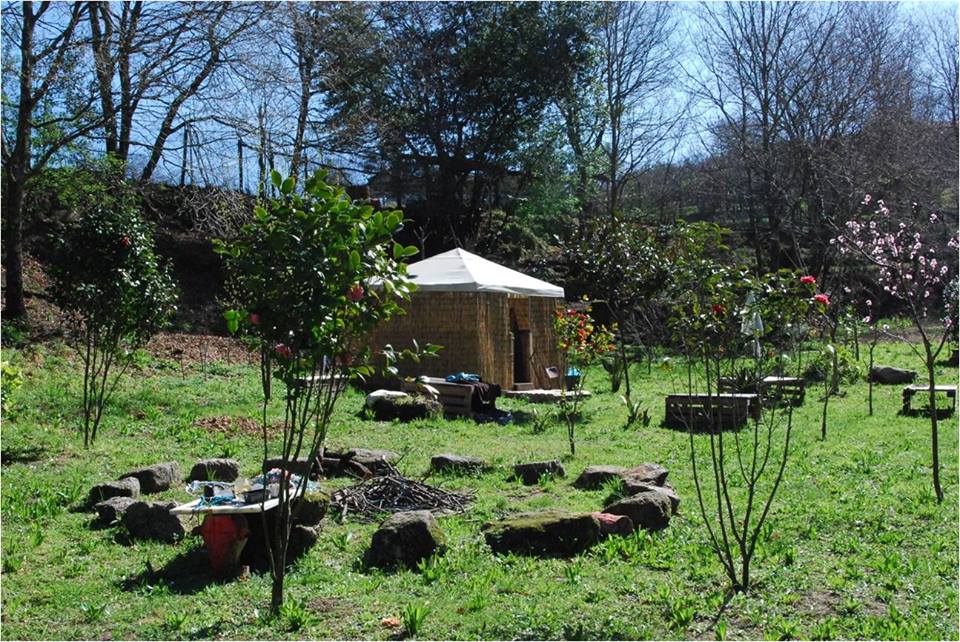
[902,385,957,415]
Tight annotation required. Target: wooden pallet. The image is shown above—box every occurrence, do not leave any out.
[664,393,760,431]
[402,377,474,416]
[761,376,805,406]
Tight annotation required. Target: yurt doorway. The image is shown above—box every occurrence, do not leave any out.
[510,302,533,389]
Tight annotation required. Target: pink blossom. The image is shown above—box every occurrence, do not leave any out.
[814,293,830,306]
[275,343,293,359]
[800,275,816,285]
[347,284,364,302]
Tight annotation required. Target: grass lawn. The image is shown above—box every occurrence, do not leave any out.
[1,337,957,640]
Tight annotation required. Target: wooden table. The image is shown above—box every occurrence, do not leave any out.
[170,489,303,575]
[902,385,957,415]
[170,497,282,516]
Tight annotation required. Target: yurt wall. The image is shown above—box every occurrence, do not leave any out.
[366,291,483,381]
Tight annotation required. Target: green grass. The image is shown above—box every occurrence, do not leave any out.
[1,339,957,640]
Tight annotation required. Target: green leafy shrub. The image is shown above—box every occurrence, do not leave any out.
[48,205,177,447]
[1,359,23,416]
[804,344,862,384]
[554,304,615,455]
[216,170,416,614]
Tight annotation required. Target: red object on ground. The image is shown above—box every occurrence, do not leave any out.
[198,515,250,575]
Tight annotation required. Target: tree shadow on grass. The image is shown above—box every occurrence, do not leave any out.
[117,546,240,595]
[0,444,45,465]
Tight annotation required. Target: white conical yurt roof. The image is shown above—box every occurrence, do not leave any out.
[406,248,564,298]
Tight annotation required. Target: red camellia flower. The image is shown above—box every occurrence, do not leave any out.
[813,293,830,306]
[800,275,816,285]
[275,343,293,359]
[121,236,131,247]
[347,284,364,302]
[712,304,726,315]
[249,313,261,325]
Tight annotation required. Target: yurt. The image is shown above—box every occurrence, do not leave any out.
[368,248,565,389]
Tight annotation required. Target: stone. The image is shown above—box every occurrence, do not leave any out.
[346,448,400,476]
[482,511,602,557]
[365,389,409,408]
[87,478,140,507]
[573,465,627,489]
[93,496,137,525]
[366,510,446,569]
[287,524,322,561]
[592,512,634,537]
[262,456,314,477]
[621,463,669,486]
[430,454,486,475]
[122,501,185,543]
[293,488,330,527]
[604,490,672,531]
[241,508,321,571]
[187,458,241,482]
[120,462,181,494]
[513,460,565,485]
[316,455,372,479]
[870,366,917,385]
[621,479,681,514]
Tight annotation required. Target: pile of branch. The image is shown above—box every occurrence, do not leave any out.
[331,466,473,521]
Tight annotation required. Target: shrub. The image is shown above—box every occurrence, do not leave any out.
[804,344,862,384]
[216,170,416,613]
[48,205,177,447]
[1,359,23,416]
[668,266,820,592]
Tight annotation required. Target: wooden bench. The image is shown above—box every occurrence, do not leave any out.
[760,376,805,406]
[402,377,474,416]
[902,385,957,415]
[664,393,761,431]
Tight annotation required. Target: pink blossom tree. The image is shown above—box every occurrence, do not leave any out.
[833,198,958,502]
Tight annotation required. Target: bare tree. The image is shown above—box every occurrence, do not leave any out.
[599,2,680,217]
[84,2,260,180]
[1,2,102,321]
[920,4,959,139]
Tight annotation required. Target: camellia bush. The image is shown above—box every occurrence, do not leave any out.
[48,205,177,447]
[668,263,820,593]
[215,170,418,612]
[554,304,615,455]
[833,197,958,502]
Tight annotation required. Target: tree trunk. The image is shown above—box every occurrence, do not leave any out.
[925,355,943,502]
[270,570,284,613]
[289,62,311,180]
[3,180,28,320]
[89,1,118,156]
[3,2,37,322]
